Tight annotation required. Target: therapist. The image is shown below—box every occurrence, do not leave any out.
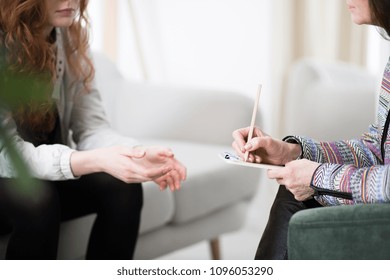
[232,0,390,259]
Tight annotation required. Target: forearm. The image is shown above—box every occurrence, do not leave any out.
[70,149,103,177]
[285,135,380,166]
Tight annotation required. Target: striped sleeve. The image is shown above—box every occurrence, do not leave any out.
[311,163,390,205]
[284,129,382,167]
[284,132,384,206]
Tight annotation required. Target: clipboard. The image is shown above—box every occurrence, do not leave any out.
[219,152,283,170]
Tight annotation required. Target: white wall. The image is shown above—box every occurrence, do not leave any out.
[91,0,271,89]
[88,0,274,131]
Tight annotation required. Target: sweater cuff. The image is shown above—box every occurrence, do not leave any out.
[282,135,303,160]
[60,149,78,180]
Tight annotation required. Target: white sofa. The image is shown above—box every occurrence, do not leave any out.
[0,53,262,259]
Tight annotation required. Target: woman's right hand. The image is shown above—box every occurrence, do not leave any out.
[232,126,301,165]
[70,145,186,190]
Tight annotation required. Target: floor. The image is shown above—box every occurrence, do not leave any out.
[157,178,279,260]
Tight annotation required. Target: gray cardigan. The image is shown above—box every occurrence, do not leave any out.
[0,28,138,180]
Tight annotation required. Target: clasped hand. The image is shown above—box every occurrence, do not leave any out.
[94,145,186,191]
[232,126,320,201]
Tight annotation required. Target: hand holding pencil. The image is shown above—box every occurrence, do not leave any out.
[231,84,302,166]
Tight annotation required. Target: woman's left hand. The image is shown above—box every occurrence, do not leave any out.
[267,159,321,201]
[132,146,187,191]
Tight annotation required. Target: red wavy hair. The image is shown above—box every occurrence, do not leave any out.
[0,0,94,133]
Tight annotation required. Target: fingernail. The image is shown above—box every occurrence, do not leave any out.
[135,150,145,156]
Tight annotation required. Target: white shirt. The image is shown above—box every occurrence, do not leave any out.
[0,28,138,180]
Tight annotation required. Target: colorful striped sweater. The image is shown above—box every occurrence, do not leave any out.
[286,57,390,206]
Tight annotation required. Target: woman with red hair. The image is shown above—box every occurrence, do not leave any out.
[0,0,186,259]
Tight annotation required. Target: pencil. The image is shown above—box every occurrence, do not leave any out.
[244,84,262,162]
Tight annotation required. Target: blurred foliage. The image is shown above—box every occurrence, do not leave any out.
[0,67,50,108]
[0,66,46,195]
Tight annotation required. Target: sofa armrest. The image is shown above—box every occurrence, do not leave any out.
[288,204,390,260]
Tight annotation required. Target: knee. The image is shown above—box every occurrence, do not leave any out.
[11,183,59,226]
[119,183,143,211]
[269,186,304,216]
[105,182,143,214]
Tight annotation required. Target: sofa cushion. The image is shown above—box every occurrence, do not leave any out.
[140,139,262,225]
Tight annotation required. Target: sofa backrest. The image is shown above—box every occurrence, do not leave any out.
[93,52,260,146]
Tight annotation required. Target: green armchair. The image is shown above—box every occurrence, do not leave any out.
[288,204,390,259]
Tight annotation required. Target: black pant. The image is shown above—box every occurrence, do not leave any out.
[255,185,322,260]
[0,173,143,260]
